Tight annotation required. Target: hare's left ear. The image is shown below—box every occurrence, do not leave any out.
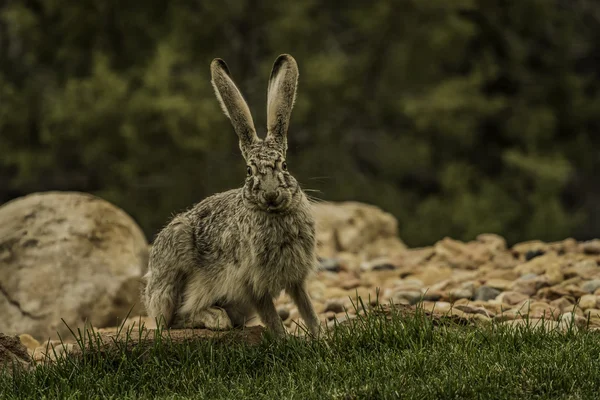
[266,54,299,153]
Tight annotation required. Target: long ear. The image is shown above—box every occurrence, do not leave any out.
[266,54,299,153]
[211,58,258,158]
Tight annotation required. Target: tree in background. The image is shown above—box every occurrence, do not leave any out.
[1,0,599,246]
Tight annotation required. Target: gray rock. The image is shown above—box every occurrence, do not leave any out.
[311,201,406,258]
[582,279,600,294]
[391,290,423,305]
[324,301,345,314]
[0,192,148,340]
[475,286,502,301]
[581,239,600,255]
[449,288,474,301]
[519,273,539,281]
[318,258,341,272]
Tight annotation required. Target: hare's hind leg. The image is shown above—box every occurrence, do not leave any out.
[144,216,197,328]
[144,268,183,328]
[175,273,233,330]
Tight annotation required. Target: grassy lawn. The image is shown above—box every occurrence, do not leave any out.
[2,305,600,400]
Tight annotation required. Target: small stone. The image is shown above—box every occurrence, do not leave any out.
[476,233,507,253]
[277,307,290,321]
[421,290,443,301]
[337,252,360,272]
[564,260,598,279]
[512,240,548,255]
[578,294,598,310]
[528,302,560,320]
[360,257,398,272]
[544,263,564,285]
[448,288,473,301]
[324,287,349,299]
[549,297,575,313]
[431,301,452,314]
[391,290,422,305]
[581,239,600,255]
[324,301,345,314]
[582,279,600,294]
[412,264,453,286]
[318,258,342,272]
[485,279,513,291]
[372,263,397,271]
[520,273,539,280]
[18,334,40,351]
[492,252,519,269]
[454,304,494,318]
[525,249,545,261]
[392,278,424,291]
[560,312,588,328]
[497,291,529,306]
[484,269,519,281]
[515,253,559,276]
[393,247,435,269]
[340,278,361,290]
[510,278,546,296]
[583,308,600,318]
[474,286,501,301]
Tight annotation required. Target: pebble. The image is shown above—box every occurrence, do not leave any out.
[391,290,422,305]
[18,334,40,351]
[582,279,600,294]
[549,297,575,313]
[474,286,501,301]
[318,258,342,272]
[496,291,529,306]
[421,290,443,301]
[581,239,600,254]
[525,249,545,261]
[340,278,362,290]
[324,301,345,314]
[578,294,598,310]
[448,288,473,301]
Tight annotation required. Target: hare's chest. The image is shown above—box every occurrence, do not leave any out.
[245,218,315,294]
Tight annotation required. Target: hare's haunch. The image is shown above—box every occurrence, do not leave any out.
[143,54,320,337]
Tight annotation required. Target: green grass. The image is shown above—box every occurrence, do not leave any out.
[2,304,600,400]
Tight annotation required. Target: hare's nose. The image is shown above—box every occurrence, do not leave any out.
[264,190,280,205]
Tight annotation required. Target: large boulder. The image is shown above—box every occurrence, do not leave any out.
[311,201,406,260]
[0,192,148,340]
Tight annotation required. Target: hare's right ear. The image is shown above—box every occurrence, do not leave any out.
[211,58,258,158]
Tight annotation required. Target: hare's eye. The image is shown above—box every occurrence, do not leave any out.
[246,166,252,176]
[282,162,287,171]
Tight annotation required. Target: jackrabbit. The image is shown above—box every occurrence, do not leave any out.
[143,54,320,337]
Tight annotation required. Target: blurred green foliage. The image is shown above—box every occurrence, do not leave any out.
[1,0,600,246]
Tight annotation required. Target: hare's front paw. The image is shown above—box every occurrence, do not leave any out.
[178,307,233,330]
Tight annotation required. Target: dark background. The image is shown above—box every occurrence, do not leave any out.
[1,0,600,247]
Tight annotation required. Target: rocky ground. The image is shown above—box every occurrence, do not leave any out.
[2,196,600,368]
[14,234,600,365]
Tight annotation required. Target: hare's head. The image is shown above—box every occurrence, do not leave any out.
[211,54,302,213]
